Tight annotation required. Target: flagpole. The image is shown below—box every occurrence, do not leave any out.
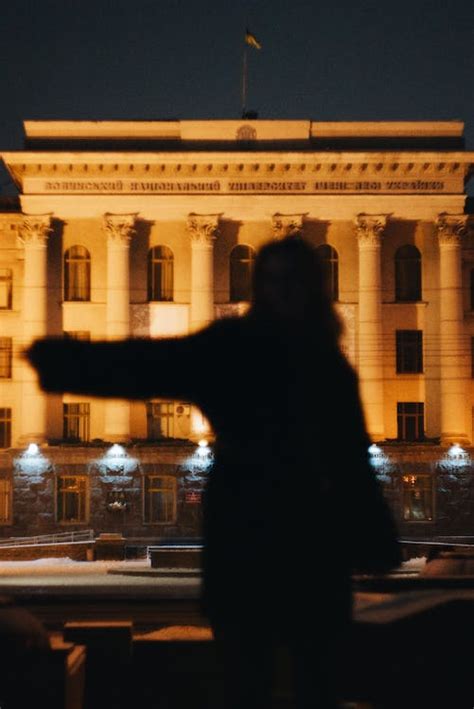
[241,44,248,118]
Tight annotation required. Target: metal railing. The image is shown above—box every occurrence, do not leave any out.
[0,529,94,547]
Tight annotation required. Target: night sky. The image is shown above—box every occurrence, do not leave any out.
[0,0,472,155]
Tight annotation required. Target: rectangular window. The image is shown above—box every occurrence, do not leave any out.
[396,330,423,374]
[0,409,12,448]
[0,269,13,309]
[143,475,177,524]
[0,479,11,524]
[63,403,90,442]
[146,401,175,439]
[57,475,88,523]
[397,402,424,441]
[402,474,434,521]
[64,331,90,341]
[0,338,12,378]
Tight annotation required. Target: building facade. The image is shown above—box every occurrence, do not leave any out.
[0,119,474,544]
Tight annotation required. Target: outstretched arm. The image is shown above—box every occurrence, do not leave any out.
[26,333,209,402]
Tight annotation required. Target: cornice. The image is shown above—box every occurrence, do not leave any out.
[2,154,473,191]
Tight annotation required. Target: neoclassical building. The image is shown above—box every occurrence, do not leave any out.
[0,119,473,544]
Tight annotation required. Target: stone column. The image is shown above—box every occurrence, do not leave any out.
[355,214,388,442]
[271,213,305,239]
[436,213,469,444]
[103,213,137,442]
[187,213,220,333]
[19,215,52,444]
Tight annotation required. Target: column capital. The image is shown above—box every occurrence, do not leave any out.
[103,213,138,244]
[19,214,52,246]
[271,212,305,239]
[436,212,468,246]
[355,213,390,246]
[187,213,221,245]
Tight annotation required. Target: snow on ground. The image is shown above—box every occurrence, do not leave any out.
[400,556,427,572]
[0,557,149,576]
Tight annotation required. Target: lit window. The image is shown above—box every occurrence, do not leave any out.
[57,475,88,523]
[0,479,11,524]
[146,401,175,439]
[397,402,424,441]
[0,338,12,378]
[402,474,433,521]
[63,403,90,442]
[143,475,177,524]
[147,246,173,301]
[316,244,339,301]
[230,245,255,302]
[396,330,423,373]
[395,245,421,302]
[64,245,91,301]
[0,409,12,448]
[0,269,13,309]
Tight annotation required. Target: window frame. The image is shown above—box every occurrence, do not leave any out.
[64,245,91,302]
[316,244,339,301]
[56,474,89,525]
[402,473,434,522]
[397,402,425,442]
[63,403,91,442]
[143,474,177,525]
[147,245,174,302]
[0,408,12,449]
[146,401,175,440]
[0,478,12,525]
[229,244,256,303]
[0,337,13,379]
[395,244,422,302]
[396,330,423,374]
[0,268,13,310]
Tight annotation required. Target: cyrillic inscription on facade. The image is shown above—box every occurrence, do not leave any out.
[24,177,461,195]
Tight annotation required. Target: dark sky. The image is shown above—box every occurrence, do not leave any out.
[0,0,472,152]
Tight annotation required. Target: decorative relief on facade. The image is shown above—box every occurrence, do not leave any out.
[236,125,257,141]
[103,213,137,244]
[187,213,221,244]
[354,213,389,246]
[271,212,306,239]
[18,214,52,246]
[436,212,468,246]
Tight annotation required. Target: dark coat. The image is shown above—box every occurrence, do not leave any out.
[28,314,401,629]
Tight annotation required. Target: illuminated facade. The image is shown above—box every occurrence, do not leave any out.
[0,119,474,542]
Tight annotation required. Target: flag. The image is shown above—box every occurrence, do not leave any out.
[245,29,262,49]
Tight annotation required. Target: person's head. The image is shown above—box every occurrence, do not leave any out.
[250,236,342,341]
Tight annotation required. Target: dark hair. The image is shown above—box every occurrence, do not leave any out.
[250,236,342,343]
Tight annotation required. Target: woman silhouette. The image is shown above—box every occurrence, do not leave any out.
[28,236,400,708]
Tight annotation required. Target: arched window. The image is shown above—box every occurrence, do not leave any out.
[395,245,421,302]
[147,246,174,301]
[230,244,256,302]
[316,244,339,301]
[64,246,91,301]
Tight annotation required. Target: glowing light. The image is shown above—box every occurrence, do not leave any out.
[198,439,208,448]
[107,444,126,458]
[26,443,40,457]
[448,443,464,458]
[368,444,382,456]
[95,444,138,478]
[14,444,51,477]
